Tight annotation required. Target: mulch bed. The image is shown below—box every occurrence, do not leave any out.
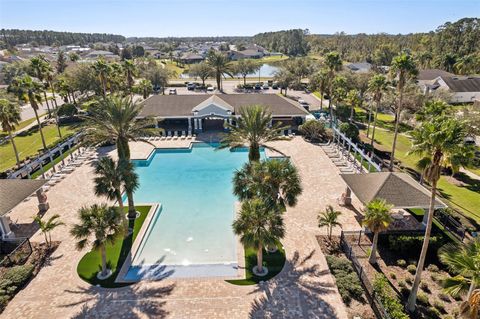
[317,235,376,319]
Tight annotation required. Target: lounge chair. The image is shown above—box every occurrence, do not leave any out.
[166,131,172,140]
[173,131,178,140]
[181,131,186,140]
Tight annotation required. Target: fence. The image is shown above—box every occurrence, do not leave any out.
[339,230,391,319]
[0,237,33,267]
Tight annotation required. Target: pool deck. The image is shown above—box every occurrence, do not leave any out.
[3,137,363,319]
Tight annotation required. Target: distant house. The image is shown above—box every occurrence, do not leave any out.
[419,71,480,103]
[84,50,119,60]
[346,62,372,73]
[180,53,205,64]
[229,49,264,61]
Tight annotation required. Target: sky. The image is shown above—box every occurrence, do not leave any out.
[0,0,479,37]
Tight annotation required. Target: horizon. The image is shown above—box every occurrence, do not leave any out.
[1,0,479,38]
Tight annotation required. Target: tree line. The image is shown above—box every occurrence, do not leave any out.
[253,29,309,56]
[1,29,126,48]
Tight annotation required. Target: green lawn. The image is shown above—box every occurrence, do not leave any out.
[76,205,151,288]
[0,113,47,139]
[355,107,411,133]
[226,242,286,286]
[0,123,79,172]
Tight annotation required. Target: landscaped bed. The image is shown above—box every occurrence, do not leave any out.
[76,205,150,288]
[317,235,375,319]
[226,242,286,286]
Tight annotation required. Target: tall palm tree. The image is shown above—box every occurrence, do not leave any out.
[45,68,62,138]
[94,156,126,212]
[8,75,48,150]
[362,199,393,264]
[83,96,152,218]
[33,214,64,248]
[122,159,140,220]
[232,198,285,275]
[389,52,418,171]
[123,60,137,97]
[439,239,480,299]
[206,50,233,91]
[219,105,288,162]
[0,99,21,165]
[309,68,329,110]
[346,89,361,123]
[367,74,389,149]
[70,204,125,279]
[233,159,302,212]
[406,107,468,312]
[324,51,343,121]
[460,289,480,319]
[92,58,111,98]
[137,79,152,99]
[29,55,52,117]
[318,205,342,240]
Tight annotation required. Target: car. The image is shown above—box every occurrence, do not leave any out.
[298,99,309,110]
[207,86,214,92]
[263,83,269,90]
[169,88,177,95]
[254,84,262,90]
[187,82,196,91]
[272,83,278,89]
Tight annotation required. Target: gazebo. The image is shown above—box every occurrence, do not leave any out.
[340,172,446,228]
[0,179,48,238]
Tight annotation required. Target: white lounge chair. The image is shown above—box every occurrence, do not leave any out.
[166,131,172,140]
[173,131,178,140]
[181,131,186,140]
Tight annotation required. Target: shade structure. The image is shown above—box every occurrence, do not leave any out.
[0,179,47,216]
[340,172,446,209]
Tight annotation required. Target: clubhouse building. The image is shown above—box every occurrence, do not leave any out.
[138,94,311,136]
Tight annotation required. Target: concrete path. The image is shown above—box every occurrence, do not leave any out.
[3,137,363,319]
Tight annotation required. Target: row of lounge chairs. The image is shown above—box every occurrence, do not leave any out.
[283,129,295,137]
[321,142,356,174]
[142,131,196,141]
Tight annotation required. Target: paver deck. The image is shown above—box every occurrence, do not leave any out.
[3,137,363,319]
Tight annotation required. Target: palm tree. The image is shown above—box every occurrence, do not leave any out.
[33,214,64,248]
[309,68,329,110]
[324,51,343,121]
[8,75,48,150]
[0,99,21,165]
[233,159,302,212]
[92,58,111,98]
[122,160,140,220]
[232,198,285,275]
[206,50,233,91]
[83,96,152,218]
[219,105,288,162]
[94,156,125,212]
[406,106,468,312]
[45,69,62,138]
[439,239,480,299]
[389,52,418,171]
[123,59,137,96]
[29,56,52,117]
[367,74,389,149]
[460,289,480,319]
[346,89,361,123]
[137,79,152,99]
[362,199,393,264]
[70,204,125,279]
[318,205,342,240]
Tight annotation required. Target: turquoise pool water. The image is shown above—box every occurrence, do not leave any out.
[125,143,265,279]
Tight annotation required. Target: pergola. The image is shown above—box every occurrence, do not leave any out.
[0,179,48,238]
[340,172,446,226]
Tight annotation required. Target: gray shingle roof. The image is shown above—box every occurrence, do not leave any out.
[417,69,454,81]
[139,94,310,118]
[0,179,47,216]
[340,172,446,209]
[441,76,480,92]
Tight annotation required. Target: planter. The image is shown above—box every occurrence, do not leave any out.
[96,269,113,280]
[252,265,269,277]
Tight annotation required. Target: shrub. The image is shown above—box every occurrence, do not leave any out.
[427,264,440,273]
[0,264,34,294]
[373,275,409,319]
[325,255,363,305]
[431,273,440,282]
[407,264,417,274]
[405,276,413,285]
[389,272,396,280]
[417,291,430,306]
[438,293,450,303]
[57,103,78,118]
[387,235,447,256]
[400,286,410,298]
[298,120,328,142]
[433,299,446,313]
[338,122,359,141]
[398,280,406,288]
[325,255,353,275]
[420,281,431,293]
[427,306,442,319]
[396,259,407,267]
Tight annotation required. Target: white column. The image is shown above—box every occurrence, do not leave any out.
[155,119,159,128]
[194,118,198,130]
[224,118,228,129]
[269,120,273,127]
[198,118,203,130]
[228,118,233,125]
[188,117,192,131]
[0,216,14,238]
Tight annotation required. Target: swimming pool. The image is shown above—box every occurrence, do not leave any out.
[124,143,265,279]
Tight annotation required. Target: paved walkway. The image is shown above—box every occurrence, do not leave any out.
[3,137,363,319]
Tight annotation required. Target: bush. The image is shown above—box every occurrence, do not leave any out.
[389,272,396,280]
[431,273,440,282]
[396,259,407,267]
[405,276,413,285]
[57,103,78,118]
[387,235,448,259]
[0,264,34,311]
[407,264,417,274]
[326,255,363,305]
[427,306,442,318]
[420,281,431,293]
[338,122,359,141]
[438,293,451,302]
[417,291,430,305]
[400,286,410,298]
[298,120,328,142]
[373,275,409,319]
[427,264,440,273]
[433,299,446,313]
[398,280,406,288]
